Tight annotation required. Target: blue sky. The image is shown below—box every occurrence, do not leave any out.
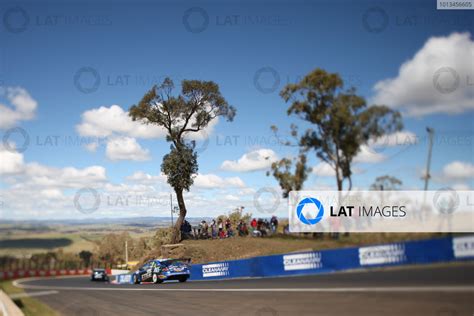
[0,0,473,219]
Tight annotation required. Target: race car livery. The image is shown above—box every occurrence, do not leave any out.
[131,258,190,284]
[90,268,109,281]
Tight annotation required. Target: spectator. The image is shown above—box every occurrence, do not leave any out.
[237,220,249,237]
[180,220,192,240]
[251,218,257,229]
[270,216,279,234]
[217,218,225,238]
[210,219,217,239]
[225,219,234,237]
[200,220,209,239]
[256,218,263,231]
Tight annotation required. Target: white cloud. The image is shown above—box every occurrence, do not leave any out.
[353,145,386,164]
[126,171,167,185]
[0,87,38,129]
[0,144,25,175]
[22,163,107,189]
[194,173,246,189]
[0,145,107,190]
[442,161,474,180]
[312,162,336,177]
[105,137,151,161]
[221,148,278,172]
[371,32,474,116]
[76,105,167,139]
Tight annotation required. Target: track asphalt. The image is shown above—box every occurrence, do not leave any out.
[13,263,474,316]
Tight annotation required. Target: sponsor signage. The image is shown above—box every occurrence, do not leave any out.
[359,244,406,266]
[283,252,322,271]
[453,235,474,258]
[202,263,230,278]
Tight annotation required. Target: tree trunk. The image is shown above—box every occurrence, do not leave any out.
[170,188,187,244]
[335,166,343,191]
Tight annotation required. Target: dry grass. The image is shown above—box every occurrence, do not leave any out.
[181,233,442,264]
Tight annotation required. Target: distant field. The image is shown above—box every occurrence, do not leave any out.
[0,223,156,258]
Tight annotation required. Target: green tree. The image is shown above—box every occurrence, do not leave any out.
[272,68,403,191]
[370,175,403,190]
[267,153,309,198]
[79,250,93,267]
[130,78,235,243]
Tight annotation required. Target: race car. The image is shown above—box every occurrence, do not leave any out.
[131,258,191,284]
[90,268,109,281]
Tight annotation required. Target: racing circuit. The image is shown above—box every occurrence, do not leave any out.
[13,263,474,316]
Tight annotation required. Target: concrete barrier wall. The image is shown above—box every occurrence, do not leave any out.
[188,235,474,281]
[0,290,24,316]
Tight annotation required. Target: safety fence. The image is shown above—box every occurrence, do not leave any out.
[187,235,474,281]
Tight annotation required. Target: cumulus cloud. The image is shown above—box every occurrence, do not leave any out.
[371,32,474,116]
[441,161,474,180]
[105,137,151,161]
[77,104,220,161]
[76,105,167,139]
[125,171,168,185]
[353,145,386,164]
[0,145,107,190]
[221,148,278,172]
[312,162,336,177]
[0,87,38,129]
[194,173,246,189]
[0,144,25,175]
[22,163,107,189]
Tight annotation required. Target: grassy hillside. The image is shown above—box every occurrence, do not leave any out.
[180,233,441,264]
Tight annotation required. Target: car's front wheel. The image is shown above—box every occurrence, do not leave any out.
[152,274,163,284]
[179,277,188,283]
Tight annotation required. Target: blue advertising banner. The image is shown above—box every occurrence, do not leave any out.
[115,235,474,283]
[188,235,474,281]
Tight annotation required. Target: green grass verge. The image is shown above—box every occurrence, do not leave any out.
[0,280,58,316]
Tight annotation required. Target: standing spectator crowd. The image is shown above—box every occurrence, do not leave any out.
[180,215,279,240]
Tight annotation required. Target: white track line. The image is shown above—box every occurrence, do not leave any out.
[9,290,58,299]
[12,280,474,293]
